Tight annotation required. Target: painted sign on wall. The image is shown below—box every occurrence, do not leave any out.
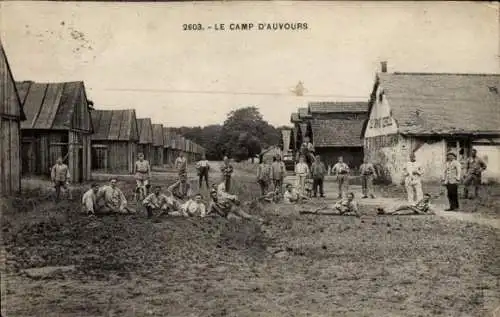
[365,86,398,138]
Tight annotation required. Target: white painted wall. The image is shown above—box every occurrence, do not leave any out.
[414,140,446,182]
[364,85,398,138]
[472,145,500,183]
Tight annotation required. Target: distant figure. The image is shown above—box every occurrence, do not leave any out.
[310,154,327,198]
[402,153,424,204]
[81,183,100,215]
[294,155,310,195]
[300,192,359,217]
[51,157,72,201]
[299,136,315,167]
[332,156,350,199]
[220,156,234,192]
[359,158,377,198]
[98,178,134,214]
[134,152,151,198]
[175,151,188,179]
[168,174,192,201]
[196,154,210,189]
[463,149,487,199]
[256,158,272,196]
[442,151,461,211]
[271,155,286,192]
[377,193,434,216]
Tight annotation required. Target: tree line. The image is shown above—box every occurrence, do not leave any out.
[171,107,287,161]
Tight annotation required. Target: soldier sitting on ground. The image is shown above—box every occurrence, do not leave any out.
[81,183,100,215]
[97,178,135,214]
[168,174,192,201]
[300,192,360,217]
[283,183,309,204]
[376,193,435,216]
[180,193,207,217]
[283,184,309,204]
[208,183,263,222]
[143,185,179,218]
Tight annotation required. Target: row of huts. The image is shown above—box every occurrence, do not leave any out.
[289,62,500,183]
[0,42,205,194]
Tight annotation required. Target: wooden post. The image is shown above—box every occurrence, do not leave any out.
[68,131,75,182]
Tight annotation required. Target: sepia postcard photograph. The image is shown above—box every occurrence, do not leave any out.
[0,1,499,316]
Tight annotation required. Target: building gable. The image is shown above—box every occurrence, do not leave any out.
[0,43,24,119]
[364,83,398,138]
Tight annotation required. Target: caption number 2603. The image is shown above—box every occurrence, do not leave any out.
[183,24,204,31]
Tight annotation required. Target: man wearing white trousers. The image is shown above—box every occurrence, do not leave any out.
[402,153,424,204]
[294,155,310,195]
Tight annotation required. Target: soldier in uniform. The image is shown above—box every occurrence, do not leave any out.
[463,149,487,199]
[51,157,72,201]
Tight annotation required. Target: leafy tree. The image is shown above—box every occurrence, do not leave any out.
[169,106,279,161]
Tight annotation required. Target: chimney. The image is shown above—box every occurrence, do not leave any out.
[380,61,388,73]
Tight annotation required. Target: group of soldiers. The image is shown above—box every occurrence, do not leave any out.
[77,152,263,222]
[49,140,488,221]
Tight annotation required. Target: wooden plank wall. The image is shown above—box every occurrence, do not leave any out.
[83,134,91,180]
[105,141,130,173]
[153,146,163,166]
[137,144,154,162]
[128,142,137,174]
[0,118,21,195]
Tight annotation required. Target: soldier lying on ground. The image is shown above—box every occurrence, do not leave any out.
[283,184,309,204]
[376,193,434,215]
[208,183,264,223]
[299,192,360,217]
[259,187,282,203]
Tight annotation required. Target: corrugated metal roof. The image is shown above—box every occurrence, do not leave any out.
[91,109,139,141]
[137,118,153,144]
[0,43,25,119]
[311,119,364,147]
[152,124,164,146]
[308,101,368,113]
[376,72,500,135]
[17,81,91,131]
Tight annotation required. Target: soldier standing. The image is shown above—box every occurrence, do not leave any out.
[463,149,487,199]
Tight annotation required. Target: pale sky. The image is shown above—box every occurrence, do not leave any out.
[1,1,498,127]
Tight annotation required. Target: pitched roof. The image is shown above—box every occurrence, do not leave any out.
[91,109,138,141]
[17,81,92,131]
[311,119,364,147]
[308,101,368,113]
[137,118,153,144]
[0,43,25,119]
[298,107,311,119]
[152,124,164,146]
[376,72,500,135]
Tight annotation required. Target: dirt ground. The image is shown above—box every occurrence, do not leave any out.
[1,164,500,317]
